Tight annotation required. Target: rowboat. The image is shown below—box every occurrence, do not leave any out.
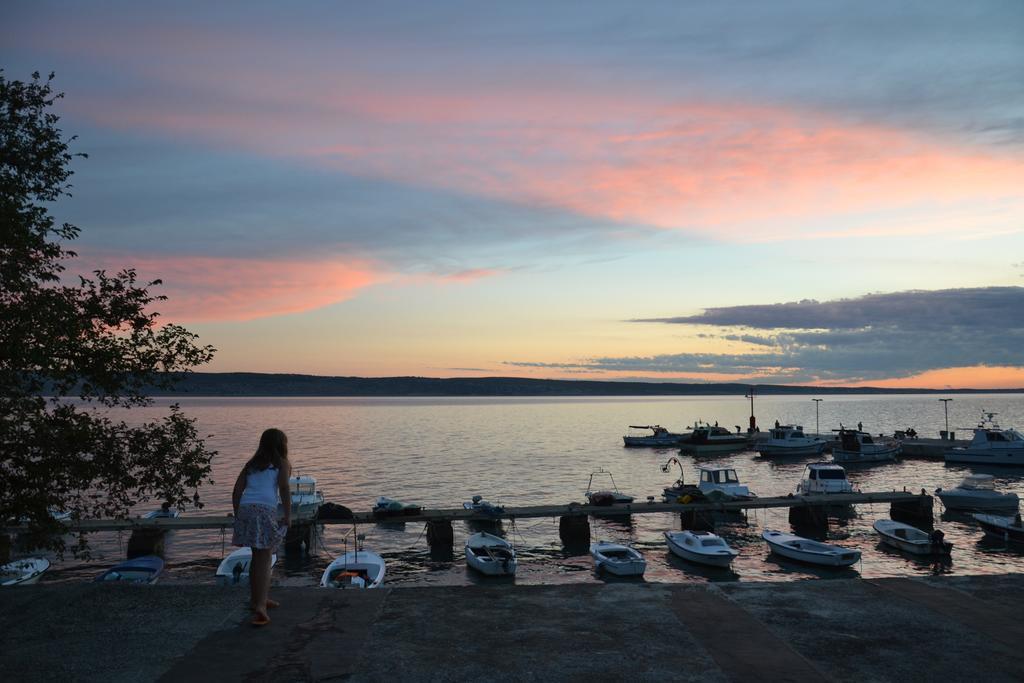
[320,548,386,588]
[761,530,860,567]
[1,557,50,586]
[664,530,738,568]
[973,513,1024,544]
[215,547,278,585]
[465,532,517,576]
[94,555,164,584]
[590,541,646,576]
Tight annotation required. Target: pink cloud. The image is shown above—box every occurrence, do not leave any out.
[71,251,389,321]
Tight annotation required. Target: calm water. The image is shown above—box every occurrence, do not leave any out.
[47,394,1024,586]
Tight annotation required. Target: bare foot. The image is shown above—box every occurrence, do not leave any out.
[251,611,270,627]
[266,599,280,609]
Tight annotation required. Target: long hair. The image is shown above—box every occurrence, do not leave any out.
[247,428,288,472]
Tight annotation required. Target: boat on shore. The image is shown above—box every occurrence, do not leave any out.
[796,463,855,495]
[935,474,1019,511]
[465,532,517,576]
[590,541,646,576]
[680,422,749,454]
[94,555,165,584]
[215,547,278,585]
[973,513,1024,544]
[762,530,860,567]
[945,412,1024,466]
[832,428,900,464]
[664,530,739,567]
[873,519,952,556]
[1,557,50,586]
[623,425,688,448]
[320,538,386,588]
[757,424,827,458]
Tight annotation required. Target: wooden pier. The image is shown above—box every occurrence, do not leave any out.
[7,490,933,550]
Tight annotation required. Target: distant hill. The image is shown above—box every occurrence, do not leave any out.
[150,373,1023,396]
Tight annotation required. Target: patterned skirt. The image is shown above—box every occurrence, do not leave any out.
[232,504,286,549]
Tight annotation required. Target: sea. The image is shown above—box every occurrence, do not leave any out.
[44,393,1024,586]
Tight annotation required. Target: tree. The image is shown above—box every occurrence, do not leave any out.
[1,71,217,556]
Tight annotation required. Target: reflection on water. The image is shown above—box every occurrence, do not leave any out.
[38,394,1024,586]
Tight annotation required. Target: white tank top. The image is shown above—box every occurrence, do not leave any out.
[239,466,281,507]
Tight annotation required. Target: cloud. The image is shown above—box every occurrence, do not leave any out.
[512,288,1024,384]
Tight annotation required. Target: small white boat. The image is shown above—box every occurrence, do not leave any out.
[832,428,900,463]
[287,475,325,520]
[585,469,634,505]
[945,412,1024,466]
[590,541,646,576]
[95,555,165,584]
[697,466,756,501]
[973,513,1024,544]
[873,519,952,556]
[320,546,386,589]
[797,462,855,495]
[142,505,179,519]
[935,474,1020,511]
[465,531,517,576]
[623,425,688,448]
[757,424,827,457]
[664,530,739,567]
[215,547,278,585]
[761,530,860,567]
[1,557,50,586]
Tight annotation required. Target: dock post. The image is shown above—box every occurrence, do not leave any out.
[891,495,934,529]
[559,514,590,546]
[126,529,166,559]
[284,521,314,554]
[788,505,828,537]
[426,520,454,547]
[679,509,715,531]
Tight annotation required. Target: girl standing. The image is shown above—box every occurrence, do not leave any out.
[232,428,291,626]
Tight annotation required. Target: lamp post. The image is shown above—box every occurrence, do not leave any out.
[939,398,953,439]
[812,398,822,437]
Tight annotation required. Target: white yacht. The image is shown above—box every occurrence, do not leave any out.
[945,413,1024,466]
[696,466,756,500]
[832,428,900,464]
[286,475,324,520]
[756,424,827,457]
[935,474,1020,511]
[797,463,854,495]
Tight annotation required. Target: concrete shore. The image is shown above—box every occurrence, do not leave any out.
[2,574,1023,682]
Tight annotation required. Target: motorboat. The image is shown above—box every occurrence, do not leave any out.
[945,412,1024,466]
[756,425,827,457]
[1,557,50,586]
[696,466,756,501]
[832,428,900,464]
[288,475,325,520]
[664,530,739,567]
[761,530,861,567]
[584,469,634,506]
[973,513,1024,544]
[372,496,422,518]
[94,555,165,584]
[873,519,952,556]
[680,422,749,454]
[935,474,1019,511]
[465,532,517,576]
[320,537,386,588]
[215,547,278,585]
[463,496,505,517]
[796,463,855,495]
[623,425,688,448]
[590,541,646,576]
[660,457,703,502]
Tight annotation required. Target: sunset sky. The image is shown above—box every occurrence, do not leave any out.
[5,2,1024,387]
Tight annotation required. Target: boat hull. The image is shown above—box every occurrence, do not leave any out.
[215,548,278,584]
[664,532,737,568]
[590,542,646,576]
[944,449,1024,466]
[762,532,860,567]
[935,490,1019,511]
[1,557,50,586]
[757,443,827,457]
[833,445,900,463]
[681,441,749,454]
[623,435,686,448]
[320,550,386,588]
[873,521,952,556]
[974,514,1024,544]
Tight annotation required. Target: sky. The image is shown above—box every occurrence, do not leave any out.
[4,1,1024,387]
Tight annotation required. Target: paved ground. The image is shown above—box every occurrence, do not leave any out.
[1,574,1022,682]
